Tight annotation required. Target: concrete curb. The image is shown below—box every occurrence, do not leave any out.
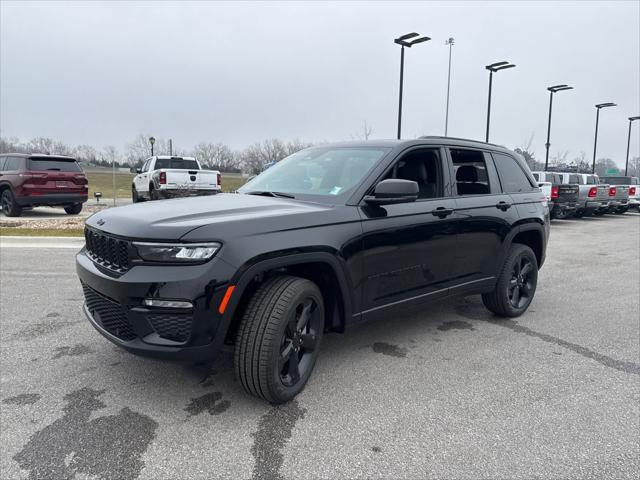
[0,236,85,249]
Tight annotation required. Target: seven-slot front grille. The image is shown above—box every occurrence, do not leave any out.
[84,228,131,272]
[82,282,136,341]
[147,313,193,343]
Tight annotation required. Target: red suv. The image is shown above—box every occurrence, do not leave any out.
[0,153,88,217]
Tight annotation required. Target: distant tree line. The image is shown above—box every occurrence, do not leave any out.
[0,135,313,174]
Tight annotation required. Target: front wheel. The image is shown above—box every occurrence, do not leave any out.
[64,203,83,215]
[234,275,324,404]
[482,244,538,318]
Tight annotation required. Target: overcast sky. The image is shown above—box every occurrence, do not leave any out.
[1,1,639,165]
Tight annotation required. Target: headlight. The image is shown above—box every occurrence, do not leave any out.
[133,242,221,263]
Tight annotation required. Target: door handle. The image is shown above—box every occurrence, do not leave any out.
[496,201,512,211]
[431,207,454,218]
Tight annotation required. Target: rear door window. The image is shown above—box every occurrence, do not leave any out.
[154,158,199,170]
[449,148,492,195]
[569,174,580,184]
[28,157,81,172]
[586,176,597,185]
[492,153,535,193]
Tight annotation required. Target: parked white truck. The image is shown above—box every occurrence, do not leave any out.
[132,156,221,202]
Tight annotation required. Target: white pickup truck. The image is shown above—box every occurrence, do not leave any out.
[132,156,221,202]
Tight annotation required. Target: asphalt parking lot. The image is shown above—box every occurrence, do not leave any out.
[1,213,639,479]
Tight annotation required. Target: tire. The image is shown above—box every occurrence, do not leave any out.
[234,275,324,404]
[132,185,139,203]
[482,244,538,318]
[150,185,159,201]
[64,203,83,215]
[1,189,22,217]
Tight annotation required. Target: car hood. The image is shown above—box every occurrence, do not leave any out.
[85,193,333,240]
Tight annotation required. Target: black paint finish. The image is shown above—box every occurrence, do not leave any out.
[76,137,549,362]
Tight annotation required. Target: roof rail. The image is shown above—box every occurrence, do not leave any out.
[417,135,505,148]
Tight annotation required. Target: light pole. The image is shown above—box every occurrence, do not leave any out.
[592,103,616,173]
[485,61,515,142]
[544,84,573,170]
[444,37,455,136]
[625,116,640,175]
[394,32,431,140]
[149,136,156,157]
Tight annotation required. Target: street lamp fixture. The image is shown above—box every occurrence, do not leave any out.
[394,32,431,139]
[444,37,455,136]
[592,103,616,173]
[625,115,640,175]
[149,136,156,156]
[544,84,573,170]
[485,61,516,142]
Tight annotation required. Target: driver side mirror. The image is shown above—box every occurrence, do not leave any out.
[136,168,142,174]
[364,179,419,206]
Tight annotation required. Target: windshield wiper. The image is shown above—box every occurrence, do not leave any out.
[245,190,295,199]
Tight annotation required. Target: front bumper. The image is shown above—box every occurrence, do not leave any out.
[76,248,237,361]
[17,193,88,207]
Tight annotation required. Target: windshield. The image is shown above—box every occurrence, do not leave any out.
[28,157,81,172]
[238,147,389,200]
[155,158,199,170]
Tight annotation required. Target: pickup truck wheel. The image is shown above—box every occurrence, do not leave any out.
[150,186,159,201]
[132,185,139,203]
[64,203,83,215]
[1,189,22,217]
[234,275,324,404]
[482,244,538,318]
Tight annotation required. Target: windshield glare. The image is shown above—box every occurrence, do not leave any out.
[239,147,389,198]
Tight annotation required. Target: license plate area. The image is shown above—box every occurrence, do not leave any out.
[56,181,68,188]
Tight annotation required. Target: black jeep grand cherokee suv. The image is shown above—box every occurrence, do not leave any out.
[77,137,549,403]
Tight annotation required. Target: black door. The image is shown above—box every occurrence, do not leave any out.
[358,147,458,318]
[446,148,517,294]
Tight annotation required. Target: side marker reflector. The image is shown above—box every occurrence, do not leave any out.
[218,285,236,314]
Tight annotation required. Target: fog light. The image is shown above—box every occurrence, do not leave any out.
[143,299,193,309]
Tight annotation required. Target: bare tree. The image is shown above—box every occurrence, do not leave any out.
[549,150,569,168]
[351,120,374,140]
[514,133,540,170]
[571,151,591,173]
[627,156,640,177]
[0,137,28,154]
[74,144,98,164]
[594,158,620,176]
[192,142,239,171]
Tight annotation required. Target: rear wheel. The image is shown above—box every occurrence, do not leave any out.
[1,189,22,217]
[234,275,324,404]
[150,185,159,200]
[64,203,83,215]
[482,244,538,318]
[132,185,139,203]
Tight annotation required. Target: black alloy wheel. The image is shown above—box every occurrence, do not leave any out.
[507,254,535,309]
[279,297,321,387]
[482,244,538,317]
[1,190,22,217]
[235,275,324,403]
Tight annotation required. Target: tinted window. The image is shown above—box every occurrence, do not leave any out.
[450,149,491,195]
[569,174,580,184]
[532,172,540,181]
[492,153,534,193]
[385,148,442,199]
[154,158,199,170]
[586,176,597,185]
[28,157,80,172]
[4,157,21,171]
[0,157,6,171]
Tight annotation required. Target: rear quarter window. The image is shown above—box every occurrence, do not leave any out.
[28,157,81,172]
[492,153,535,193]
[4,157,22,171]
